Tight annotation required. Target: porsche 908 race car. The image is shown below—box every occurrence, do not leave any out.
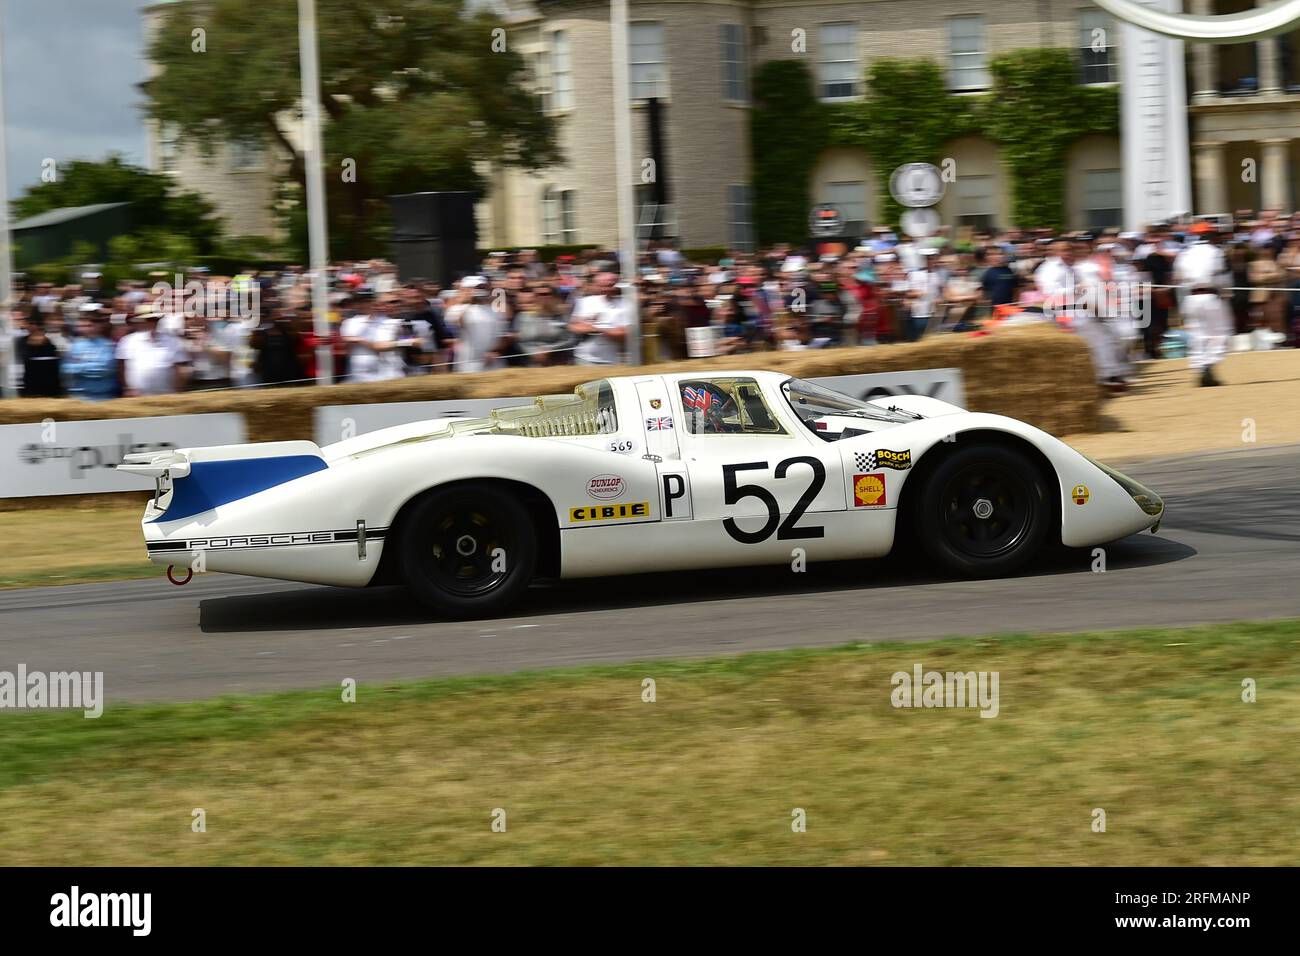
[119,371,1164,617]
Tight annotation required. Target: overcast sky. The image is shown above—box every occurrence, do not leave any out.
[2,0,148,200]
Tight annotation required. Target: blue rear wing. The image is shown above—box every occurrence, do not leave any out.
[120,442,327,523]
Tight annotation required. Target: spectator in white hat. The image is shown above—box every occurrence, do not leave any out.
[571,273,632,365]
[116,306,190,396]
[449,277,505,373]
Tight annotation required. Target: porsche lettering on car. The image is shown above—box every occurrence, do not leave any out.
[119,371,1164,617]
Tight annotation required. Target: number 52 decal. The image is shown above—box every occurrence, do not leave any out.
[722,457,826,544]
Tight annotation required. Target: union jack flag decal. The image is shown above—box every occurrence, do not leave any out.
[646,416,674,431]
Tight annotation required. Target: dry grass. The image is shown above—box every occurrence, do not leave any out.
[1063,349,1300,461]
[0,504,151,588]
[0,620,1295,866]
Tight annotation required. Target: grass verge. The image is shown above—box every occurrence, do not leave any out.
[0,506,152,589]
[0,619,1296,865]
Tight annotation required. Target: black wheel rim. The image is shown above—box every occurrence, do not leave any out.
[938,463,1035,559]
[423,500,515,597]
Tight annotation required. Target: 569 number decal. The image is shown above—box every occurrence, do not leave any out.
[722,457,826,544]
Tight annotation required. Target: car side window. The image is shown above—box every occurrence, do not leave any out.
[679,377,787,436]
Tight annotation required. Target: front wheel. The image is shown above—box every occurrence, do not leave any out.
[915,445,1051,578]
[401,486,537,617]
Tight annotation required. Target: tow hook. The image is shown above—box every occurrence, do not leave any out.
[166,565,193,586]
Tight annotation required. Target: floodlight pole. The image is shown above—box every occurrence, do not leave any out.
[0,10,16,399]
[298,0,333,384]
[611,0,641,365]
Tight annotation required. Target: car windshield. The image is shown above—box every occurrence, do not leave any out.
[781,377,914,440]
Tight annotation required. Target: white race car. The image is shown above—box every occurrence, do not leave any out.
[120,371,1164,617]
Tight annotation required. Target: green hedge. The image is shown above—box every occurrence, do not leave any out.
[680,246,730,263]
[751,48,1120,243]
[191,255,293,275]
[476,244,599,263]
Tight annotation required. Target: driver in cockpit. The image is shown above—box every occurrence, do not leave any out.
[680,381,735,433]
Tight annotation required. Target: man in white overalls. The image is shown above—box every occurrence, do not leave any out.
[1173,222,1233,387]
[1036,238,1127,392]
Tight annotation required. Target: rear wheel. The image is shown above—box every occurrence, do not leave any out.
[915,445,1050,577]
[401,486,537,617]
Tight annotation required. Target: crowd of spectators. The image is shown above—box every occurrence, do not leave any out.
[5,209,1298,400]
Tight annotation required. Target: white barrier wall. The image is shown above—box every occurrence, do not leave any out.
[0,414,248,497]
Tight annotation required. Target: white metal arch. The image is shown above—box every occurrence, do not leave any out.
[1093,0,1300,43]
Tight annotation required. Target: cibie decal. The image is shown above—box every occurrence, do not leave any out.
[646,416,674,431]
[853,473,887,508]
[569,501,650,522]
[586,475,626,500]
[1072,484,1090,505]
[855,449,911,472]
[649,398,663,410]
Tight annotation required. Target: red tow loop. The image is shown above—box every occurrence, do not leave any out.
[166,565,193,586]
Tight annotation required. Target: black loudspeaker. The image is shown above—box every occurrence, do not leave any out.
[387,191,479,285]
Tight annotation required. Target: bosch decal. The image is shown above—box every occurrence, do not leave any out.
[855,449,911,472]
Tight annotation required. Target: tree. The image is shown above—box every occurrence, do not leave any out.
[144,0,561,258]
[13,154,223,254]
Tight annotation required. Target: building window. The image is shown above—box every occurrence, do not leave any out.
[560,189,578,243]
[550,31,573,110]
[953,174,995,232]
[818,22,858,99]
[630,22,668,100]
[1214,0,1258,94]
[721,23,748,102]
[530,48,552,112]
[636,184,677,242]
[1079,10,1117,84]
[158,123,179,175]
[1280,33,1300,91]
[541,187,561,244]
[823,181,867,237]
[543,188,578,244]
[1084,169,1122,230]
[948,15,989,91]
[229,139,264,171]
[728,184,755,251]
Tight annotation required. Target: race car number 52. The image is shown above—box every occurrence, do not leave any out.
[722,458,826,544]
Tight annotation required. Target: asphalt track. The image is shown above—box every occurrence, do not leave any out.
[2,443,1297,701]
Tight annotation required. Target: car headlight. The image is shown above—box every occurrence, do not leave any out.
[1086,456,1165,517]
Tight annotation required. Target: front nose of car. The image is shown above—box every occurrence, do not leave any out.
[1087,456,1164,530]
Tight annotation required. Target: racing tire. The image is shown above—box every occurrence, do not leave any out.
[401,486,537,618]
[915,444,1051,578]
